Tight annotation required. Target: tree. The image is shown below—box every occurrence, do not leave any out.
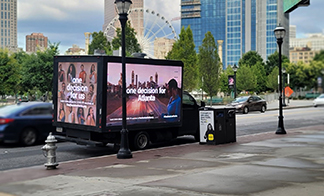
[198,31,221,104]
[166,26,198,91]
[265,51,289,75]
[313,50,324,62]
[251,61,267,93]
[236,64,257,92]
[111,21,141,56]
[0,49,19,98]
[266,66,279,92]
[238,51,264,67]
[88,31,112,55]
[20,42,60,96]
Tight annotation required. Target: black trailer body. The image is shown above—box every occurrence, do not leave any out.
[53,55,202,149]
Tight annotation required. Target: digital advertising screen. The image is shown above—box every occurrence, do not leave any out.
[57,62,97,126]
[106,62,182,126]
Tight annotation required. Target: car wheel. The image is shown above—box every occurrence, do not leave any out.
[261,105,266,113]
[133,131,150,150]
[243,106,249,114]
[20,128,37,146]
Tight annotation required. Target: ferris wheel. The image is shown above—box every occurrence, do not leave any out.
[104,8,178,58]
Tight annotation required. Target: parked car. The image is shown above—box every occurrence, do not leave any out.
[0,102,55,146]
[313,94,324,107]
[227,95,267,114]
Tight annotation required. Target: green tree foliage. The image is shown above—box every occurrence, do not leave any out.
[265,51,289,75]
[0,49,19,97]
[20,42,60,95]
[166,26,198,91]
[236,64,257,92]
[313,50,324,62]
[251,61,267,93]
[111,21,141,56]
[88,31,112,55]
[238,51,264,67]
[198,31,221,103]
[266,66,279,92]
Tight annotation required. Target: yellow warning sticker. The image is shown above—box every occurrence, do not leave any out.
[208,134,214,141]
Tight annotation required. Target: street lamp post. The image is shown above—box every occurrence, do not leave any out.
[115,0,133,159]
[274,26,286,135]
[232,64,238,99]
[282,68,287,107]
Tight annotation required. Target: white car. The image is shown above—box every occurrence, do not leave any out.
[313,94,324,107]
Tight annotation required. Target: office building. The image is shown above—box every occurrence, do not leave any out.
[154,37,175,59]
[65,44,86,55]
[290,33,324,52]
[25,33,48,53]
[103,0,143,41]
[181,0,289,69]
[0,0,17,52]
[289,46,319,64]
[289,31,324,64]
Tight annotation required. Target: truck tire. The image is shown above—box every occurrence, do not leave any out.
[133,131,150,150]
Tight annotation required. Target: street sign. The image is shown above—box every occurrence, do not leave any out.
[285,86,294,97]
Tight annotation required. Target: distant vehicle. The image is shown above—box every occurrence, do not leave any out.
[0,102,55,146]
[313,94,324,107]
[227,95,267,114]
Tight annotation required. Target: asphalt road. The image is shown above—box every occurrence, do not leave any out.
[0,107,323,171]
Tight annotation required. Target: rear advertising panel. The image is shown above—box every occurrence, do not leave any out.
[106,61,182,127]
[57,61,98,127]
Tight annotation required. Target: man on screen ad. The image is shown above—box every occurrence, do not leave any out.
[106,62,182,126]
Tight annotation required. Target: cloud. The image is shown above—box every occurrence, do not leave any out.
[290,0,324,37]
[18,0,104,21]
[18,0,105,53]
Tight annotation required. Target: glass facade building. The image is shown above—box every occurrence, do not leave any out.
[181,0,289,69]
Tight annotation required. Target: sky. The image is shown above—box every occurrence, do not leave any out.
[17,0,323,54]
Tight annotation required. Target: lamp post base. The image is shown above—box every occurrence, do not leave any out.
[276,116,286,134]
[117,149,133,159]
[117,129,133,159]
[276,127,287,134]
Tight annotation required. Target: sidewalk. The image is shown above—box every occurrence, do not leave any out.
[0,100,322,196]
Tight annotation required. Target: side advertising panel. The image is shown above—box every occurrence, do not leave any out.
[57,62,97,126]
[106,62,182,126]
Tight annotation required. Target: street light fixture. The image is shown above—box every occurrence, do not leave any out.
[274,25,286,135]
[232,64,238,99]
[282,67,287,107]
[115,0,133,159]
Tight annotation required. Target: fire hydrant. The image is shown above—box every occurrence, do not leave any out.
[42,132,59,169]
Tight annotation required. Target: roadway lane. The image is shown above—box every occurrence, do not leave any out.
[0,107,323,171]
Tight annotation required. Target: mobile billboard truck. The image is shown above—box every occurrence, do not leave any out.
[53,56,205,150]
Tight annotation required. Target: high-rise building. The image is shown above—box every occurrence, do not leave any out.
[181,0,289,69]
[103,0,144,41]
[25,33,48,53]
[0,0,17,52]
[154,37,175,59]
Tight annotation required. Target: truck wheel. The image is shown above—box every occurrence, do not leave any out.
[133,131,150,150]
[20,128,37,146]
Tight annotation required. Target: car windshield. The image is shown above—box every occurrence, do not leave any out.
[318,94,324,98]
[0,104,23,117]
[233,97,248,103]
